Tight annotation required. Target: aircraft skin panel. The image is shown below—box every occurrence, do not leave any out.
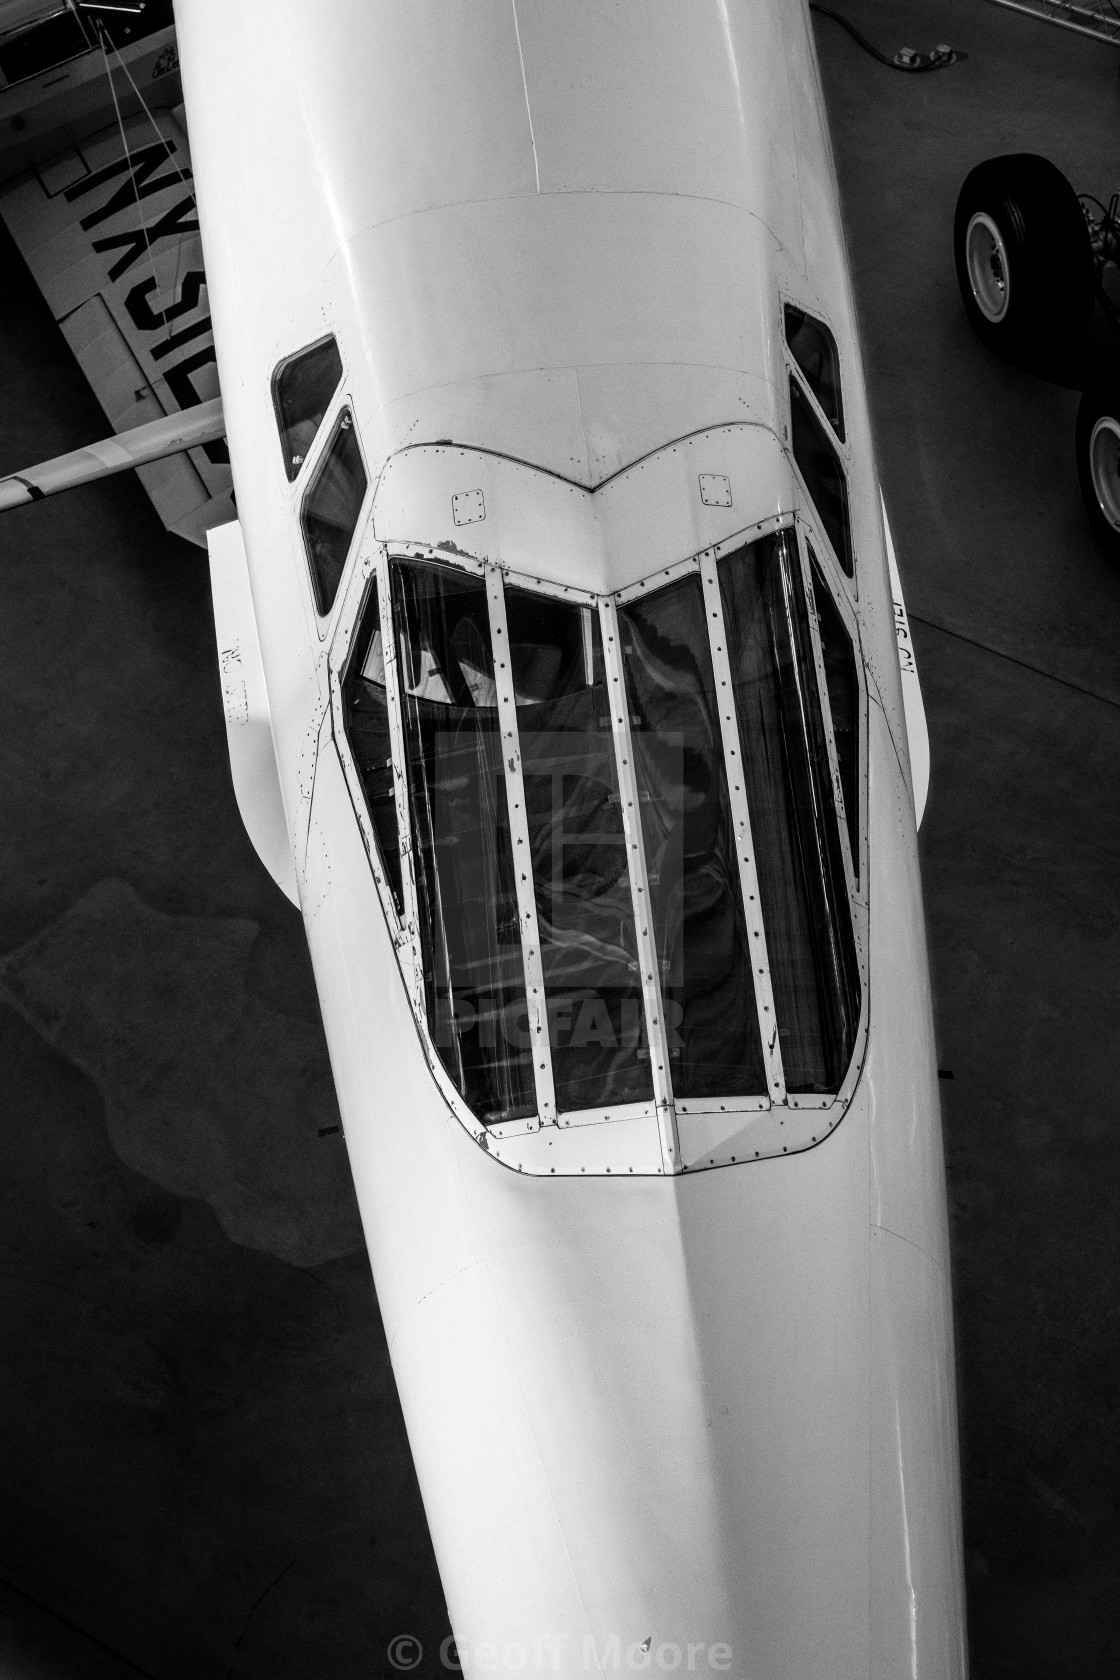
[0,108,232,547]
[173,0,830,458]
[206,519,300,907]
[328,193,778,472]
[58,295,166,433]
[202,0,807,282]
[513,0,805,271]
[370,429,798,599]
[881,496,931,827]
[865,703,949,1271]
[55,292,215,535]
[870,1226,967,1680]
[175,0,912,799]
[232,0,540,260]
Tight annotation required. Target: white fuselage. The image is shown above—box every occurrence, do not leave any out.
[177,3,966,1674]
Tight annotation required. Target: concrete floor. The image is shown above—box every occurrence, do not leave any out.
[819,6,1120,1673]
[0,2,1118,1676]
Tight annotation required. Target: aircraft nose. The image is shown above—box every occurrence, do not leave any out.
[408,1127,878,1679]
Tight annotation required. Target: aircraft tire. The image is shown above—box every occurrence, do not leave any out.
[954,154,1094,365]
[1076,369,1120,558]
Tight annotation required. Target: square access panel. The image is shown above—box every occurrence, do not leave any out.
[699,473,732,507]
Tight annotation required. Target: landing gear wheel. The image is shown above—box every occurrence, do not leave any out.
[1076,370,1120,557]
[954,154,1094,365]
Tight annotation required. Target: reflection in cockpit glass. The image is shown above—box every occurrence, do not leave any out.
[809,547,860,882]
[392,563,535,1124]
[789,377,853,578]
[719,531,860,1091]
[272,335,343,480]
[784,305,845,441]
[505,589,653,1113]
[300,409,367,615]
[353,536,862,1133]
[342,580,404,914]
[619,578,767,1100]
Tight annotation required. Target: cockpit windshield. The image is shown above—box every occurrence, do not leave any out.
[393,563,536,1126]
[719,530,859,1089]
[342,521,864,1142]
[619,579,765,1099]
[506,588,653,1114]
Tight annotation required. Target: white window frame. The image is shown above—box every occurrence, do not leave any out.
[327,523,870,1175]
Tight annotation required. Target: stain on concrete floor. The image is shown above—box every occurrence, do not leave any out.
[0,879,363,1268]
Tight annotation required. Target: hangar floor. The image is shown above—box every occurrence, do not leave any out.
[0,2,1117,1676]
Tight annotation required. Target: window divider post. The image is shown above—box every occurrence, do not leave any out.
[598,595,680,1175]
[798,529,861,901]
[485,565,557,1128]
[375,549,426,1020]
[699,554,788,1107]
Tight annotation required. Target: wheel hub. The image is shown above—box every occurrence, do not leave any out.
[965,212,1010,323]
[1089,415,1120,533]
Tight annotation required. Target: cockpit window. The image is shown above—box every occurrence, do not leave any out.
[300,409,366,616]
[809,549,860,881]
[719,530,860,1090]
[392,563,536,1125]
[272,336,343,480]
[342,581,404,914]
[506,588,653,1113]
[789,376,854,577]
[340,524,865,1150]
[784,305,844,440]
[620,579,767,1099]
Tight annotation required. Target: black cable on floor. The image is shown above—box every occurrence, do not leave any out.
[809,4,965,71]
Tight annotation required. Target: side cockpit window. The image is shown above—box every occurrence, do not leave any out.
[719,531,860,1091]
[809,549,860,880]
[300,409,367,615]
[789,376,854,577]
[392,565,537,1126]
[272,336,343,480]
[784,305,844,440]
[785,304,853,578]
[342,582,404,915]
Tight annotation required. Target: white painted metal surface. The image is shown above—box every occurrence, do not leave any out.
[206,518,299,906]
[0,395,224,508]
[0,110,233,545]
[172,0,965,1669]
[882,494,931,827]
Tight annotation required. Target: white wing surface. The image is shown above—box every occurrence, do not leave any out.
[0,106,231,546]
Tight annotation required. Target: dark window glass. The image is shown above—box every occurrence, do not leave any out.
[300,409,366,615]
[84,0,175,51]
[809,551,860,882]
[341,581,404,915]
[392,563,535,1125]
[0,12,91,85]
[719,531,860,1091]
[789,376,854,577]
[273,337,343,481]
[505,589,653,1114]
[619,578,767,1100]
[784,305,844,440]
